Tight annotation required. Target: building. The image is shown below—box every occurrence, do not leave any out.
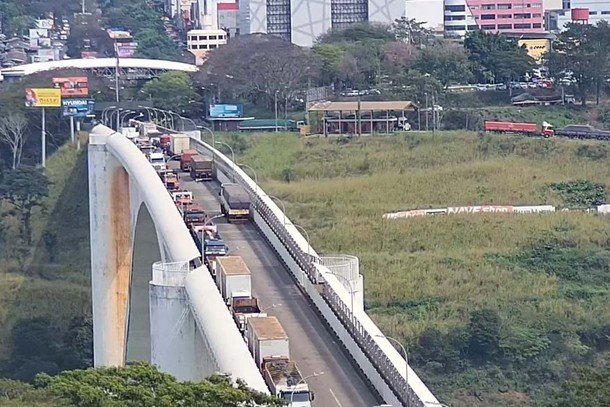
[546,0,610,31]
[241,0,405,47]
[405,0,445,32]
[186,29,227,65]
[443,0,545,36]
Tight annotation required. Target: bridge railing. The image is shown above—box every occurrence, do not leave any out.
[191,138,440,407]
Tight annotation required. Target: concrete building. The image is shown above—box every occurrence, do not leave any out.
[546,0,610,31]
[443,0,545,36]
[186,29,227,65]
[405,0,445,32]
[241,0,405,47]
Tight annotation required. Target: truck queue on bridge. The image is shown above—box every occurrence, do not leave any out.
[126,122,315,406]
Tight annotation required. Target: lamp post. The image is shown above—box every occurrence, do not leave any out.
[118,110,133,131]
[102,106,116,125]
[238,163,258,194]
[376,334,409,407]
[274,89,279,132]
[267,195,286,225]
[122,112,143,129]
[110,108,123,130]
[215,141,235,182]
[200,214,224,256]
[290,372,324,406]
[330,272,355,313]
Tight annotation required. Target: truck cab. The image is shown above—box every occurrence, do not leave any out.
[163,172,180,191]
[181,204,206,227]
[148,152,166,172]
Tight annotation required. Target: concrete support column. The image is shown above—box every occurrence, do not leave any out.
[89,131,134,367]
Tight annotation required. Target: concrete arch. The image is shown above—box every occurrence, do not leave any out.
[88,125,267,392]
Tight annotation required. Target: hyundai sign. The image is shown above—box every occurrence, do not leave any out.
[209,104,243,118]
[62,98,95,118]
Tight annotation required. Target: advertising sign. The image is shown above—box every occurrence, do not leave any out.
[61,98,95,118]
[81,51,98,59]
[209,104,243,118]
[447,205,514,214]
[52,77,89,97]
[29,28,49,39]
[116,42,138,58]
[517,39,550,62]
[25,88,61,107]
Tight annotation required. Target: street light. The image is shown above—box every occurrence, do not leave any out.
[238,163,258,194]
[118,110,134,130]
[215,141,235,182]
[109,108,123,130]
[122,112,143,129]
[102,106,116,125]
[376,334,409,407]
[290,371,324,406]
[330,272,355,313]
[266,194,286,226]
[274,89,279,132]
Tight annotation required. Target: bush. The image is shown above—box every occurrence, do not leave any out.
[549,180,607,207]
[576,144,609,160]
[467,309,501,363]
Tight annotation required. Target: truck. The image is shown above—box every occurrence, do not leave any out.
[262,358,314,406]
[168,133,191,157]
[190,222,228,257]
[246,316,290,369]
[231,298,265,333]
[181,204,206,227]
[159,134,171,151]
[148,152,166,172]
[189,155,214,181]
[555,124,610,141]
[484,121,555,137]
[180,149,199,171]
[171,190,193,209]
[216,256,251,304]
[220,183,251,222]
[163,172,180,191]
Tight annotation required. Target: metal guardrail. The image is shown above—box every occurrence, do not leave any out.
[151,261,190,286]
[191,139,431,407]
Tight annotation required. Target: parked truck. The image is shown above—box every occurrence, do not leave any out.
[168,133,191,157]
[246,316,313,406]
[555,124,610,141]
[484,121,555,137]
[220,183,251,222]
[180,149,199,171]
[190,155,214,181]
[231,298,265,333]
[148,152,166,172]
[216,256,251,304]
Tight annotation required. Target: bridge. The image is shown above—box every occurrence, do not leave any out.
[1,58,197,81]
[88,124,441,406]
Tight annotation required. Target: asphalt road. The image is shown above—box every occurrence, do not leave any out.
[180,170,381,407]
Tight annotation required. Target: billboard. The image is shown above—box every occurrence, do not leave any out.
[81,51,98,59]
[209,104,243,118]
[116,42,138,58]
[107,29,132,39]
[52,77,89,97]
[25,88,61,107]
[62,98,95,118]
[518,39,550,62]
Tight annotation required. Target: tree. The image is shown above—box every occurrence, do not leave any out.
[554,362,610,406]
[467,308,501,362]
[34,362,284,407]
[0,166,49,245]
[311,43,345,86]
[141,71,202,114]
[134,28,185,61]
[391,17,433,46]
[415,42,473,86]
[0,113,28,169]
[383,41,418,75]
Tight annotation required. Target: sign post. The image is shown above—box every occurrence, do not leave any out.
[25,88,61,167]
[70,116,75,144]
[41,108,46,168]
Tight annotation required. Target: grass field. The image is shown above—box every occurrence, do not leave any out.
[236,131,610,406]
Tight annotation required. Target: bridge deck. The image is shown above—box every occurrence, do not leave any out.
[180,171,380,407]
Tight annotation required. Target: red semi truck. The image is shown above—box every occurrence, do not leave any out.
[484,121,555,137]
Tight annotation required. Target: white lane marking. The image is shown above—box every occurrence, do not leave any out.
[329,388,343,407]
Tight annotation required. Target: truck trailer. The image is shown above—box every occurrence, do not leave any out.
[220,183,251,222]
[246,316,290,369]
[180,149,199,171]
[168,133,191,157]
[484,121,554,137]
[216,256,251,304]
[190,155,214,181]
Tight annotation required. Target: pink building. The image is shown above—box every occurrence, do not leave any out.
[444,0,545,35]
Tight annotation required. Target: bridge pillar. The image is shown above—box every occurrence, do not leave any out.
[149,262,211,381]
[89,130,134,367]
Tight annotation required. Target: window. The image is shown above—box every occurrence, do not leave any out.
[481,14,496,19]
[470,5,479,9]
[481,24,496,29]
[445,5,465,11]
[498,23,512,28]
[498,3,512,9]
[589,11,597,14]
[513,3,524,7]
[467,24,479,29]
[446,25,466,30]
[498,14,512,18]
[533,23,542,28]
[209,44,217,48]
[198,36,208,41]
[445,15,466,20]
[209,35,217,40]
[531,3,542,7]
[602,10,610,14]
[514,13,531,18]
[514,23,531,28]
[482,4,496,9]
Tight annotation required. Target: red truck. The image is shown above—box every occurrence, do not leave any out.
[484,121,554,137]
[180,149,199,171]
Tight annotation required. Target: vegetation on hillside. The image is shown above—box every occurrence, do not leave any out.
[235,131,610,406]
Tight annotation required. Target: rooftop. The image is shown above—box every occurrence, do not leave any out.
[218,256,251,275]
[308,100,418,112]
[248,316,288,340]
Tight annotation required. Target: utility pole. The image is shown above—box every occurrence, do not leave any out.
[82,0,86,14]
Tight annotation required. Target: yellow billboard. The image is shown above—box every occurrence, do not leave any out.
[518,39,550,62]
[25,88,61,107]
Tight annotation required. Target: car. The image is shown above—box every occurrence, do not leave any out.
[528,82,538,88]
[496,83,507,91]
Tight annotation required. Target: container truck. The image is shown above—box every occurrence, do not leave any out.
[484,121,554,137]
[180,149,199,171]
[220,183,251,222]
[231,297,265,333]
[189,155,213,181]
[217,256,251,304]
[148,152,166,172]
[181,204,206,227]
[246,316,290,369]
[262,358,313,406]
[168,133,191,157]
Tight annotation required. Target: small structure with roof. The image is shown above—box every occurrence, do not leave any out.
[308,100,418,136]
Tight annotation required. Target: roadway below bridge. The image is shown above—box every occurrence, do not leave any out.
[176,165,381,407]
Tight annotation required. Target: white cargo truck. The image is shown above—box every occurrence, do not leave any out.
[168,133,191,157]
[216,256,251,303]
[246,316,290,369]
[148,152,166,171]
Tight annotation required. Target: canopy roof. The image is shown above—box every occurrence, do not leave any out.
[308,100,418,112]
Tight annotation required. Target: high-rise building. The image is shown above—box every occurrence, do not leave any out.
[241,0,404,47]
[443,0,545,36]
[546,0,610,31]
